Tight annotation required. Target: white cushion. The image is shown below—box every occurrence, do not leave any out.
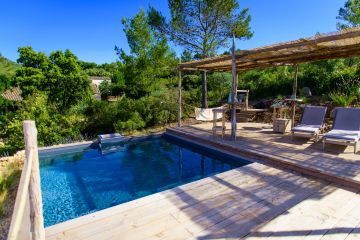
[292,124,321,134]
[325,129,360,141]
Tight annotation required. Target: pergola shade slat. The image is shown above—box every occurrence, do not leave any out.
[178,27,360,72]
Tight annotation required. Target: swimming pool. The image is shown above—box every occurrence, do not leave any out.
[39,135,251,226]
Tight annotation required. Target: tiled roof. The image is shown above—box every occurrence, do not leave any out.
[1,87,23,101]
[89,76,111,81]
[2,84,102,102]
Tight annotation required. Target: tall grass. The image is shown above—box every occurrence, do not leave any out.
[0,156,22,215]
[0,152,23,240]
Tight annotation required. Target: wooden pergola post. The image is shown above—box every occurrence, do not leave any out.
[177,61,182,128]
[292,64,299,99]
[230,34,237,141]
[201,71,208,108]
[291,64,299,128]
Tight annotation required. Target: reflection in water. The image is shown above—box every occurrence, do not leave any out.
[178,147,183,183]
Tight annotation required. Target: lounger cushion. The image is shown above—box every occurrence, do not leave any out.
[324,130,360,141]
[292,124,321,134]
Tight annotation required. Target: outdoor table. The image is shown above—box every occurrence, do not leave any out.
[212,107,228,138]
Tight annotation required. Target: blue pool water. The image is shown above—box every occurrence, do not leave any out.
[40,136,250,226]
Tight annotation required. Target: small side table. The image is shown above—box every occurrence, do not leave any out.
[212,108,226,138]
[273,118,291,133]
[272,105,288,119]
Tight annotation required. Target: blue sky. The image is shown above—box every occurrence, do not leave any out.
[0,0,345,64]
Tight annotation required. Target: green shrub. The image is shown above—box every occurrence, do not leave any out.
[0,93,84,154]
[114,112,145,132]
[329,92,356,107]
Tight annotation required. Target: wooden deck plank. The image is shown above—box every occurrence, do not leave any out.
[46,166,360,240]
[56,165,291,240]
[320,201,360,240]
[154,173,308,238]
[45,123,360,240]
[46,164,282,239]
[46,165,340,240]
[94,174,305,240]
[168,124,360,189]
[45,163,276,237]
[191,175,327,239]
[244,187,360,240]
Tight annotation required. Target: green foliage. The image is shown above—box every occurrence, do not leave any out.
[238,66,293,99]
[80,89,178,135]
[0,53,19,77]
[0,95,16,116]
[79,60,120,77]
[148,0,252,57]
[0,93,84,154]
[329,92,356,107]
[80,99,118,136]
[14,47,92,111]
[0,74,11,92]
[0,74,18,115]
[99,81,113,99]
[238,58,360,100]
[337,0,360,29]
[83,68,111,77]
[115,9,177,99]
[181,72,232,107]
[148,1,252,107]
[114,112,145,132]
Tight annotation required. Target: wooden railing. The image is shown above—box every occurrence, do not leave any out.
[7,121,45,240]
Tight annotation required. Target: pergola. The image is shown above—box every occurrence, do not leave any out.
[177,27,360,140]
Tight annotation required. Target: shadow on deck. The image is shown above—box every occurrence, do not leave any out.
[169,122,360,188]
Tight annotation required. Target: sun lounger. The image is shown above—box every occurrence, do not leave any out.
[323,107,360,154]
[291,106,327,142]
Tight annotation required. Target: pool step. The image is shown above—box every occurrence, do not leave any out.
[98,133,125,144]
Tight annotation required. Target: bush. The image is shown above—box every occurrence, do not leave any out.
[80,99,117,136]
[329,92,356,107]
[0,93,84,154]
[114,112,145,132]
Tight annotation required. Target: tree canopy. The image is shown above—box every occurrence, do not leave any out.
[337,0,360,29]
[14,47,92,111]
[148,0,252,58]
[115,9,177,99]
[148,0,252,108]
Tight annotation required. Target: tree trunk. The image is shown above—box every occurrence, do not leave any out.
[201,71,208,108]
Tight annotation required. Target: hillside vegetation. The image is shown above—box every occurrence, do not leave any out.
[0,54,19,77]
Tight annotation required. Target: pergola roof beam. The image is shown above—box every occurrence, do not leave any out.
[178,27,360,72]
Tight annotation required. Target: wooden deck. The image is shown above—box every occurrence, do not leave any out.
[45,122,360,239]
[46,163,360,240]
[168,122,360,188]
